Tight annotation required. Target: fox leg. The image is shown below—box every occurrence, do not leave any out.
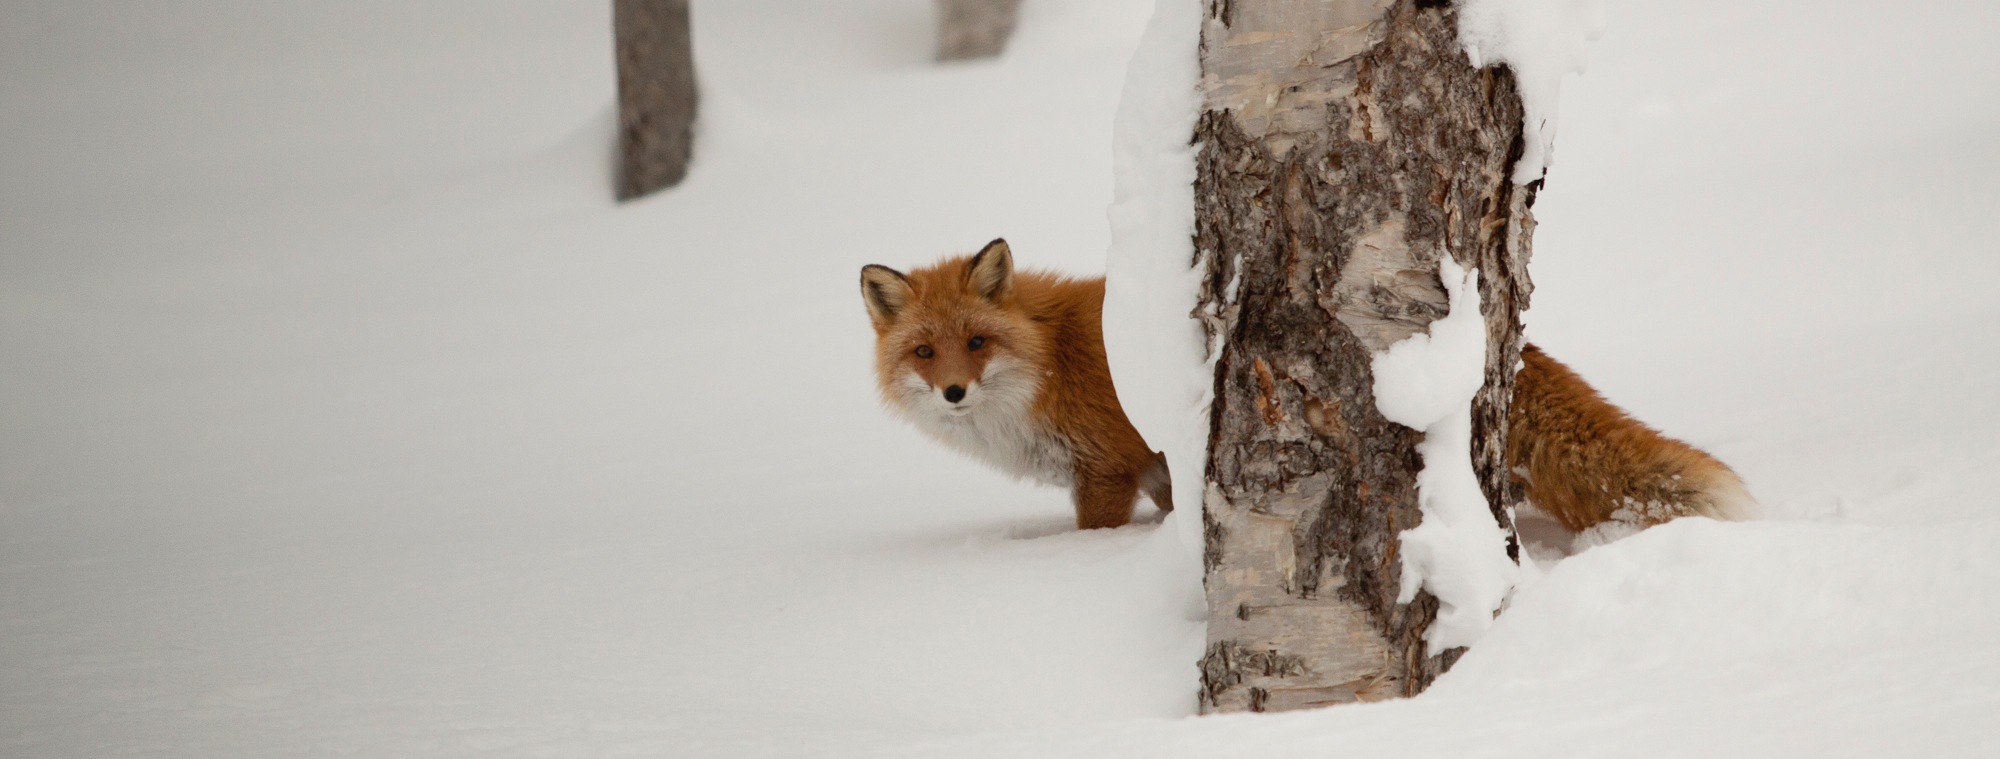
[1073,471,1140,530]
[1140,451,1174,513]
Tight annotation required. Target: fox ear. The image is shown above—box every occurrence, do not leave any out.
[966,238,1013,301]
[860,265,914,326]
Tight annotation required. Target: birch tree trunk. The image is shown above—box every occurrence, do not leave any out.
[1194,0,1535,713]
[935,0,1022,61]
[615,0,697,201]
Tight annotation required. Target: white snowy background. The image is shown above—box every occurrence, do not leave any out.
[4,0,1998,756]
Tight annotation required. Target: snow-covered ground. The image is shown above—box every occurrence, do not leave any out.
[3,1,1997,756]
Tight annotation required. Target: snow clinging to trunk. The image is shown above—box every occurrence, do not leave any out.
[1100,0,1206,558]
[1457,0,1605,184]
[1371,256,1520,651]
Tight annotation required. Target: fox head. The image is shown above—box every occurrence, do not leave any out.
[859,238,1047,421]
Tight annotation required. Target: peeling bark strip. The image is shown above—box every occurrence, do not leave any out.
[615,0,697,201]
[1195,0,1534,714]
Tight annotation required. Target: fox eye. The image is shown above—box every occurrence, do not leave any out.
[968,336,986,351]
[915,345,934,359]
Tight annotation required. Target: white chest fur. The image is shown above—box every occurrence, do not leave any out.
[889,362,1075,488]
[907,403,1075,488]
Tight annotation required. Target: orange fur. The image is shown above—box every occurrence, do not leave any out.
[860,239,1170,529]
[1507,344,1755,532]
[862,243,1750,536]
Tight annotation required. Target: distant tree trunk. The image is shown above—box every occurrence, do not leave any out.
[935,0,1022,61]
[1194,0,1534,713]
[615,0,697,201]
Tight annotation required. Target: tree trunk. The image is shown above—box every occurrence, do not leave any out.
[935,0,1022,61]
[1194,0,1534,714]
[615,0,697,201]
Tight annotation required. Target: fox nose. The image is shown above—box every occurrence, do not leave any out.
[943,385,966,404]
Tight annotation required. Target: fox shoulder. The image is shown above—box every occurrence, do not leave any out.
[1507,344,1755,532]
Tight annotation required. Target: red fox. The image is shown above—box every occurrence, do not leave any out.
[860,239,1753,532]
[859,239,1173,529]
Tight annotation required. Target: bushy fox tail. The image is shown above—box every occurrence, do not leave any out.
[1508,344,1755,532]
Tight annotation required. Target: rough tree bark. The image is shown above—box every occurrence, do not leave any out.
[615,0,697,201]
[1194,0,1535,713]
[935,0,1022,61]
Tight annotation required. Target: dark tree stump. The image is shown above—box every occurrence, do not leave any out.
[936,0,1022,61]
[615,0,697,201]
